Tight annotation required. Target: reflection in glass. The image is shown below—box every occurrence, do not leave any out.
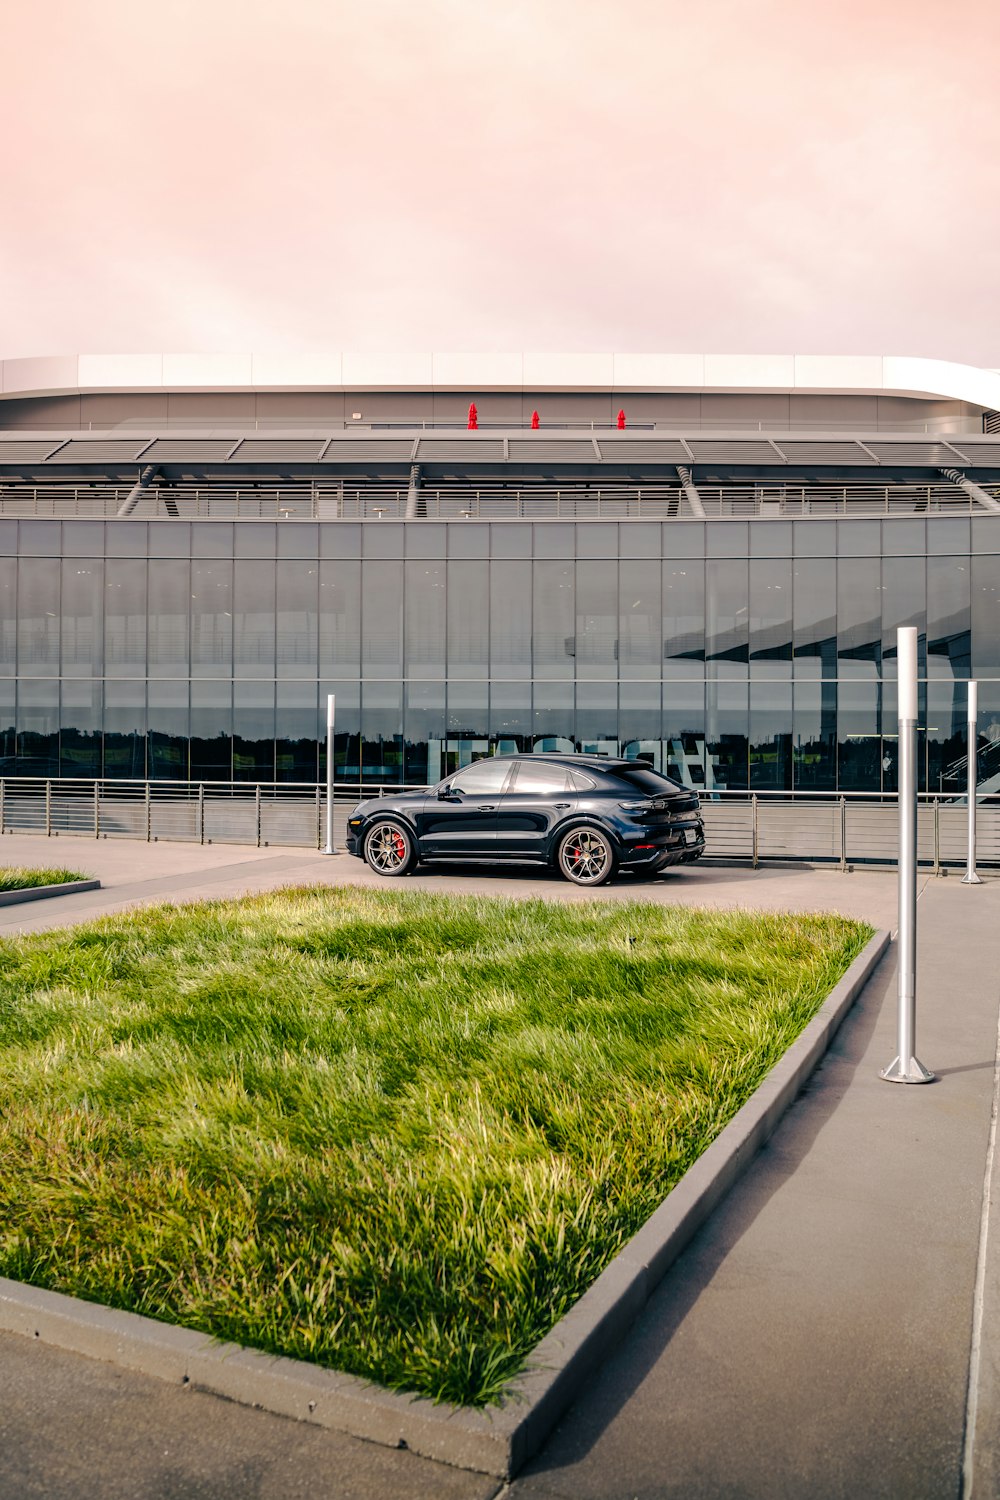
[447,561,489,678]
[319,560,360,672]
[927,557,970,680]
[792,680,836,790]
[17,559,60,675]
[61,678,102,776]
[663,680,706,789]
[148,559,190,677]
[837,556,880,679]
[490,562,531,679]
[148,680,189,780]
[575,561,617,678]
[276,679,318,782]
[619,561,661,676]
[972,555,1000,678]
[320,679,360,781]
[190,560,233,678]
[0,678,15,771]
[793,559,836,678]
[404,680,445,782]
[233,680,275,780]
[191,680,232,780]
[706,560,749,675]
[104,559,146,677]
[620,679,661,770]
[881,557,925,675]
[444,680,489,775]
[0,558,16,673]
[490,680,530,754]
[104,680,146,779]
[361,561,403,674]
[706,680,748,790]
[837,679,881,791]
[234,560,276,677]
[533,561,574,678]
[576,680,618,757]
[404,561,446,677]
[276,561,319,674]
[17,678,59,775]
[749,558,792,664]
[663,561,705,666]
[749,679,792,790]
[361,680,403,781]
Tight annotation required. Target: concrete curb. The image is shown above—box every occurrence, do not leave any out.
[0,926,890,1478]
[0,878,100,907]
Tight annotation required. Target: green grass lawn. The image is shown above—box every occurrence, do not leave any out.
[0,866,89,892]
[0,886,871,1406]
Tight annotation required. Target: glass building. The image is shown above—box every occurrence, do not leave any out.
[2,351,999,796]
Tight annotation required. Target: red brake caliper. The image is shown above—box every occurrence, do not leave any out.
[393,832,405,861]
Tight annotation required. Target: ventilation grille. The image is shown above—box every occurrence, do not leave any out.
[321,441,415,463]
[0,441,68,464]
[50,439,150,462]
[227,440,326,462]
[142,439,237,462]
[776,441,870,465]
[416,440,505,462]
[597,439,691,463]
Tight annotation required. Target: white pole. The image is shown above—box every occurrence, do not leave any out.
[323,693,336,855]
[963,680,982,885]
[882,627,933,1083]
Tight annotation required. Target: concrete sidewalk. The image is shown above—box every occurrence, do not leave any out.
[0,835,998,1498]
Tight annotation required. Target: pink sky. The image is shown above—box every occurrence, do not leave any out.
[4,0,999,364]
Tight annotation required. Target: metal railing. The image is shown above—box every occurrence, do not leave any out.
[0,778,996,870]
[0,481,994,522]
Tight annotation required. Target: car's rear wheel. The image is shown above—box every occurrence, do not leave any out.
[557,825,617,886]
[363,819,418,877]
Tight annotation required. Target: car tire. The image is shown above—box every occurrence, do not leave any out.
[362,819,418,877]
[556,825,618,887]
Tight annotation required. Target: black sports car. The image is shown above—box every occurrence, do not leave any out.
[346,754,704,886]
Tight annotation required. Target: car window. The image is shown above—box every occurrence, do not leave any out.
[614,766,683,795]
[511,762,571,794]
[569,769,597,791]
[448,759,512,795]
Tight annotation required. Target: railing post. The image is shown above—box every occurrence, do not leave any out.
[45,780,52,837]
[840,796,847,871]
[199,783,205,844]
[751,793,759,869]
[94,780,100,839]
[933,797,940,874]
[145,780,151,841]
[316,784,322,849]
[255,783,262,847]
[0,778,4,835]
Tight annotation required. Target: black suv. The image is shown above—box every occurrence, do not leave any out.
[346,755,704,886]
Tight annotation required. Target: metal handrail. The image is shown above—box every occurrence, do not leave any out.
[0,480,994,522]
[0,777,994,870]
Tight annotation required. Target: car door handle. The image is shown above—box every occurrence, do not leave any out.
[477,804,496,811]
[553,802,570,809]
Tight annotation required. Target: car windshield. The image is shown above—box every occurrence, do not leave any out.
[614,766,684,796]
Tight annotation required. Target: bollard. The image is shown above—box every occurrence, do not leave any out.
[323,693,337,855]
[962,680,982,885]
[882,627,934,1083]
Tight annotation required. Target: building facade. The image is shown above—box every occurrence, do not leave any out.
[2,353,999,796]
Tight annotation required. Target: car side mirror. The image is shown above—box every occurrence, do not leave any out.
[438,783,459,799]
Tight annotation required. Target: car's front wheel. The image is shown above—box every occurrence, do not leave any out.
[556,825,617,886]
[362,819,418,877]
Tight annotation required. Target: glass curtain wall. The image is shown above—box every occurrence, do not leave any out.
[0,517,997,792]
